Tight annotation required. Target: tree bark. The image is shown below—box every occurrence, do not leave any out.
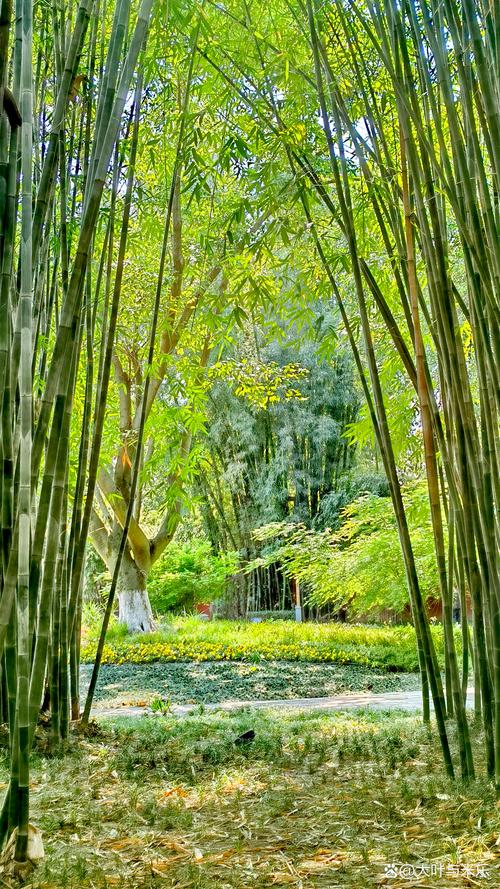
[116,550,155,633]
[89,512,156,634]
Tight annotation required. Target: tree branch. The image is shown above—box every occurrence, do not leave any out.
[112,351,132,433]
[150,336,212,562]
[97,467,152,571]
[89,509,111,564]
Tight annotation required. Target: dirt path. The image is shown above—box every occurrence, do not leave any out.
[94,687,475,719]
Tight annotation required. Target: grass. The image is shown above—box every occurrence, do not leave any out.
[12,709,499,888]
[81,616,456,672]
[79,661,423,708]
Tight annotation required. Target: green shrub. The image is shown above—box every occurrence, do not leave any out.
[250,483,442,617]
[82,601,128,644]
[147,541,238,614]
[246,610,295,621]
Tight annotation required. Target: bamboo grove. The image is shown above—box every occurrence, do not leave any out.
[0,0,497,867]
[0,0,158,859]
[194,0,498,783]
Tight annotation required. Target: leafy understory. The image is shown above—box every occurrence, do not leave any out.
[8,711,499,888]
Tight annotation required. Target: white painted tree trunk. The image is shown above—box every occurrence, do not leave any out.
[116,551,155,633]
[118,588,155,633]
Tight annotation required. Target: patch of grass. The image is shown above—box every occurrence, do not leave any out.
[13,710,499,888]
[79,660,423,708]
[81,616,457,672]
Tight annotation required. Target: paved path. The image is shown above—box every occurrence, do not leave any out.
[94,687,475,719]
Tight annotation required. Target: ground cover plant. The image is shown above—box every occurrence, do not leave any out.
[81,617,457,673]
[79,661,423,708]
[7,709,499,888]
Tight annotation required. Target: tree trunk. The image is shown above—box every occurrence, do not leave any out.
[116,552,155,633]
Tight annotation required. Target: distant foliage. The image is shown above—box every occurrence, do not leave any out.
[251,483,438,617]
[203,333,361,535]
[196,326,374,611]
[147,541,238,614]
